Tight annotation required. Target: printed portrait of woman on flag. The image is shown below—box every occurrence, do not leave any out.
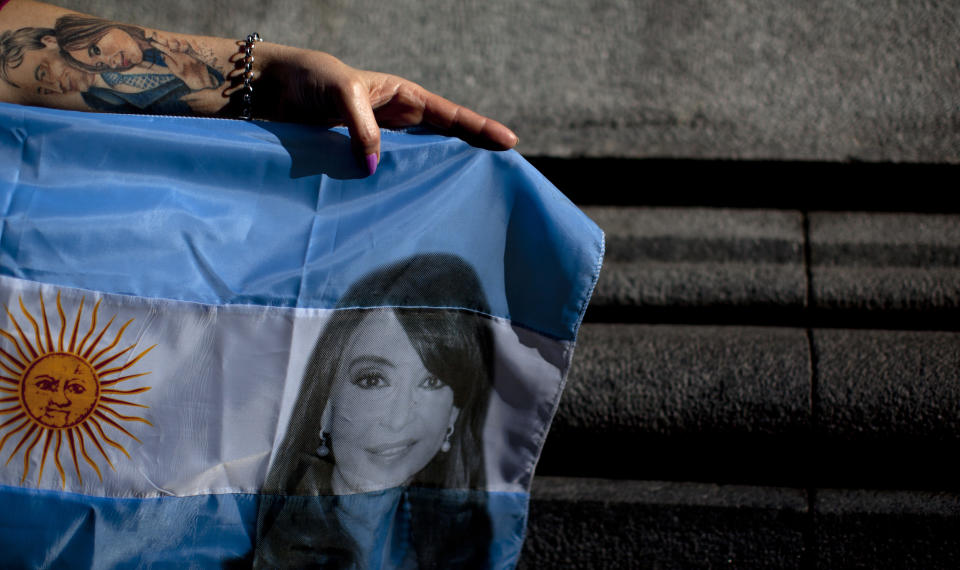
[256,252,495,568]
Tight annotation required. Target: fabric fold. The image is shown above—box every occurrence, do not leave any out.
[0,103,603,568]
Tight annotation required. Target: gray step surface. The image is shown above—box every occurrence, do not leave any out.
[814,328,960,440]
[585,207,960,328]
[520,477,807,570]
[810,211,960,317]
[521,477,960,570]
[813,488,960,569]
[51,0,960,162]
[589,207,807,318]
[538,324,960,489]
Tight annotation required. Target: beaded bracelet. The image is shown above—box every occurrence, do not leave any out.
[238,33,262,120]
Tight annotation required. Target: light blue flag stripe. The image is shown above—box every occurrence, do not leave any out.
[0,103,603,341]
[0,484,529,568]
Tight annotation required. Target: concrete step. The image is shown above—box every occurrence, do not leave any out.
[587,207,806,323]
[520,477,960,569]
[66,0,959,162]
[810,211,960,321]
[537,324,960,489]
[585,207,960,329]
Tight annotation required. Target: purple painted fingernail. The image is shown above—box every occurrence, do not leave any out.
[366,153,378,176]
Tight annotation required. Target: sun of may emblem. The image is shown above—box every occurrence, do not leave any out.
[0,291,155,487]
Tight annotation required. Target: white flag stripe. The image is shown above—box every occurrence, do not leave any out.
[0,275,570,497]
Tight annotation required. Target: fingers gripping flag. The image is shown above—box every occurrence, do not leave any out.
[0,102,603,568]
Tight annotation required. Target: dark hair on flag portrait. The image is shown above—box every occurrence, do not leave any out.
[256,252,495,568]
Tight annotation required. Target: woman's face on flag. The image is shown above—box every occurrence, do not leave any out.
[68,28,142,70]
[327,310,460,494]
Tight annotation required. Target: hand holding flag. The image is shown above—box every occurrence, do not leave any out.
[0,0,519,173]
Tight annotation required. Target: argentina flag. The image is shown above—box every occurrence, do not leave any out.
[0,102,603,568]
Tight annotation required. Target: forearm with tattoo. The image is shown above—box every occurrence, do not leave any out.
[0,0,519,168]
[0,0,244,116]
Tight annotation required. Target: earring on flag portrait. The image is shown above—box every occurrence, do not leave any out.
[316,432,331,459]
[440,424,453,453]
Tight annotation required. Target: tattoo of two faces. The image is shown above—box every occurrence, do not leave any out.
[0,15,228,115]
